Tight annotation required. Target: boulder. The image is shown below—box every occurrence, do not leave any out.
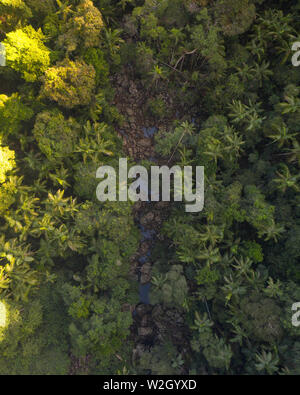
[135,303,151,318]
[138,327,153,337]
[140,262,152,284]
[140,211,155,226]
[139,241,150,255]
[139,138,152,147]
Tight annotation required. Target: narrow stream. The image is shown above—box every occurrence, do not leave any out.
[138,223,156,304]
[132,126,159,306]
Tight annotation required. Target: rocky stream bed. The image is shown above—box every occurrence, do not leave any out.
[112,68,190,366]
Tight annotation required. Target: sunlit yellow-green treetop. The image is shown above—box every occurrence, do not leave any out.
[0,140,15,184]
[0,94,33,137]
[24,0,55,16]
[40,58,96,108]
[0,301,6,328]
[0,140,16,214]
[58,0,104,53]
[0,0,31,31]
[4,25,51,82]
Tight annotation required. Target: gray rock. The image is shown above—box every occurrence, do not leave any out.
[140,262,152,284]
[135,303,150,318]
[140,212,155,226]
[138,327,153,337]
[139,138,152,147]
[140,314,152,327]
[139,242,150,256]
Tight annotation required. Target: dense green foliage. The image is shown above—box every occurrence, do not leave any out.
[0,0,299,375]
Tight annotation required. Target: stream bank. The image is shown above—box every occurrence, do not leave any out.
[112,68,190,362]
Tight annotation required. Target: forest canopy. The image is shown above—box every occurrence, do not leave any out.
[0,0,299,375]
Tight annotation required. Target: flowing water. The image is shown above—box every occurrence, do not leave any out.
[133,126,159,306]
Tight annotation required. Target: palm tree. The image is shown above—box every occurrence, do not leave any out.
[171,354,184,369]
[258,10,296,42]
[229,322,248,346]
[118,0,134,11]
[56,0,74,22]
[286,139,300,166]
[250,61,273,87]
[246,111,265,131]
[222,274,247,304]
[0,265,10,293]
[264,277,283,298]
[228,100,265,130]
[46,189,78,218]
[273,164,300,193]
[234,63,254,83]
[191,312,213,333]
[10,262,39,302]
[30,212,56,238]
[232,256,253,280]
[267,123,297,148]
[246,39,265,62]
[257,218,285,242]
[0,237,38,302]
[228,100,249,124]
[197,246,221,265]
[169,28,185,64]
[170,28,185,47]
[75,121,114,163]
[280,96,300,114]
[276,38,297,65]
[103,28,125,57]
[223,126,245,158]
[49,166,71,189]
[152,273,167,288]
[178,147,194,166]
[203,136,224,163]
[117,366,130,375]
[249,25,266,50]
[168,121,195,163]
[149,64,167,88]
[255,350,279,375]
[199,224,224,247]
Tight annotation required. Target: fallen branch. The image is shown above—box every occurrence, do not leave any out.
[174,48,198,70]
